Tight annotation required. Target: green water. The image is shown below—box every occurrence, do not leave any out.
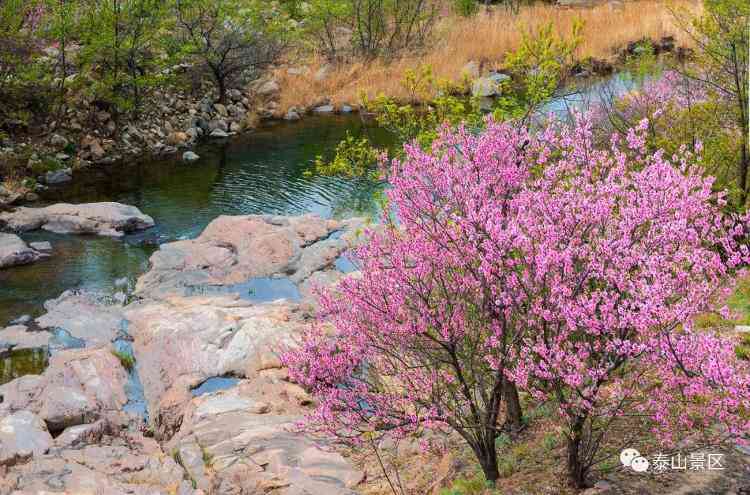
[0,348,49,384]
[0,115,390,326]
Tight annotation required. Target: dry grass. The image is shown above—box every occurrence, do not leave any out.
[276,0,700,112]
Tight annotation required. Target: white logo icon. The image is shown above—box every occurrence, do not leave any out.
[620,448,650,473]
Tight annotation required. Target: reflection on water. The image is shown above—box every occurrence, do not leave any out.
[0,348,48,385]
[185,276,302,303]
[191,376,240,397]
[0,115,391,325]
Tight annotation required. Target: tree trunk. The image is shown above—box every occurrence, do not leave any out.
[503,379,523,432]
[740,131,749,207]
[474,437,500,485]
[217,76,226,104]
[737,140,750,208]
[566,424,588,488]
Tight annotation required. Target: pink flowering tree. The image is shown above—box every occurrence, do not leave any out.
[506,114,750,487]
[283,113,750,488]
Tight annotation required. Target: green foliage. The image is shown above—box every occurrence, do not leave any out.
[453,0,479,17]
[673,0,749,205]
[439,472,494,495]
[0,1,53,128]
[310,23,581,179]
[310,132,382,179]
[541,431,560,452]
[111,349,135,371]
[500,21,582,120]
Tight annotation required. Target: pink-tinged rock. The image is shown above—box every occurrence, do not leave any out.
[0,202,154,236]
[0,411,53,466]
[0,233,45,269]
[125,295,302,438]
[135,214,361,298]
[0,347,129,431]
[36,291,126,345]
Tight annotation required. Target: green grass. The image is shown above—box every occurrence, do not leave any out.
[111,350,135,371]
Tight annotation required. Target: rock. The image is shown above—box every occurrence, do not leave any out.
[39,385,94,431]
[0,411,53,466]
[0,325,51,350]
[735,325,750,333]
[284,107,301,121]
[135,214,357,298]
[36,291,126,345]
[49,133,69,150]
[28,241,52,252]
[4,432,185,494]
[227,88,243,102]
[10,315,32,325]
[54,420,107,448]
[256,79,280,97]
[44,168,72,185]
[471,73,511,97]
[0,347,129,424]
[182,151,200,162]
[340,104,353,113]
[126,296,303,438]
[213,103,228,117]
[176,440,210,490]
[0,202,155,237]
[313,104,335,114]
[166,131,188,146]
[0,233,45,268]
[462,60,481,79]
[88,138,106,160]
[164,384,363,494]
[209,128,228,138]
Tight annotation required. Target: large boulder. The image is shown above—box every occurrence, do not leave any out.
[135,214,365,299]
[0,411,53,467]
[0,325,51,350]
[0,202,154,237]
[0,347,129,431]
[35,291,126,345]
[0,233,45,268]
[166,379,363,494]
[1,431,190,495]
[125,295,303,439]
[471,73,510,97]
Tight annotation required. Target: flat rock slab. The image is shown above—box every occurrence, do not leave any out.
[0,411,53,466]
[1,431,191,494]
[0,347,129,433]
[36,290,126,345]
[0,233,45,269]
[0,325,51,351]
[125,295,303,438]
[135,214,367,299]
[0,202,154,237]
[167,382,362,494]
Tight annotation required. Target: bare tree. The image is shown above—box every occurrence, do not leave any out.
[174,0,291,103]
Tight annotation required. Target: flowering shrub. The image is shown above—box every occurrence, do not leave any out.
[612,70,744,206]
[283,112,750,488]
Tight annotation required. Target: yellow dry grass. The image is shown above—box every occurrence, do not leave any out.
[276,0,700,111]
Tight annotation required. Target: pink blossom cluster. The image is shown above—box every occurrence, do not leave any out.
[282,111,750,456]
[617,70,708,123]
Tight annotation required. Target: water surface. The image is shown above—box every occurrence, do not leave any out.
[0,115,390,325]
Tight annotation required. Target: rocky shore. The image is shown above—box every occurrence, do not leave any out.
[0,209,369,494]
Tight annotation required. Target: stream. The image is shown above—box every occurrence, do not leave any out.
[0,115,392,326]
[0,72,644,387]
